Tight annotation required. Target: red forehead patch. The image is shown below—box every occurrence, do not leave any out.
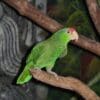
[69,27,76,33]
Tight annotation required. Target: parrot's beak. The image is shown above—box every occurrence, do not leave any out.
[69,31,79,41]
[73,31,79,42]
[74,38,78,42]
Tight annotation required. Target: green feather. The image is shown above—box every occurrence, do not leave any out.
[17,62,34,84]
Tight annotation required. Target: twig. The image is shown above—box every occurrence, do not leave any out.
[86,0,100,35]
[30,69,100,100]
[2,0,100,56]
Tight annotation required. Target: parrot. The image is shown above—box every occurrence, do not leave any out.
[17,27,79,85]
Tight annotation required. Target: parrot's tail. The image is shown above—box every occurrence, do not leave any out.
[16,70,32,85]
[16,62,33,85]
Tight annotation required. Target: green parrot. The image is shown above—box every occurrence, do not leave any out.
[17,27,79,85]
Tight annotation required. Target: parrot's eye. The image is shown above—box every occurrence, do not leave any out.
[67,31,70,33]
[67,29,71,34]
[67,30,73,34]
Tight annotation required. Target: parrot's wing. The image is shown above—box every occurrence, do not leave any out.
[59,48,67,58]
[26,41,46,64]
[34,44,56,67]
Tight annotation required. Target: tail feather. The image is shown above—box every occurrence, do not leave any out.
[17,69,32,85]
[17,62,33,85]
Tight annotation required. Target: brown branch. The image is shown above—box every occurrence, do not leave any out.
[30,69,100,100]
[86,0,100,35]
[2,0,100,56]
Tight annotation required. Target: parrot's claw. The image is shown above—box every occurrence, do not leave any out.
[46,69,58,80]
[34,67,41,71]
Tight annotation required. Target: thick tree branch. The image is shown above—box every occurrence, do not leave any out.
[30,69,100,100]
[2,0,100,56]
[86,0,100,35]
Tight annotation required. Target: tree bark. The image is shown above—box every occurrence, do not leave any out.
[31,69,100,100]
[86,0,100,35]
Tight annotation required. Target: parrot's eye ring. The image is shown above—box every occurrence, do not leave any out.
[68,31,72,34]
[67,30,70,34]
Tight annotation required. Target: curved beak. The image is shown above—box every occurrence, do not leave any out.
[70,31,79,41]
[74,31,79,42]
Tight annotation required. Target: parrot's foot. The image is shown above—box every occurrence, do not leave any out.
[34,67,41,71]
[46,69,58,80]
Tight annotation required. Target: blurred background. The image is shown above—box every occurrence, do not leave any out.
[0,0,100,100]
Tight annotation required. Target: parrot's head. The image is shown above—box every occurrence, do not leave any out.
[67,28,79,41]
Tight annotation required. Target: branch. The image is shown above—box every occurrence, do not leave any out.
[2,0,100,56]
[86,0,100,35]
[30,69,100,100]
